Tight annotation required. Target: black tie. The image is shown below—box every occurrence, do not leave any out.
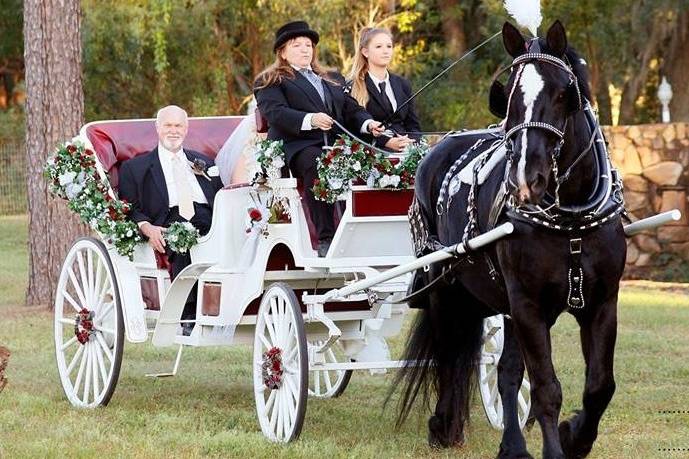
[378,81,394,114]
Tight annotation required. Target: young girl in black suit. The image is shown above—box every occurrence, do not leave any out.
[254,21,383,256]
[348,28,422,152]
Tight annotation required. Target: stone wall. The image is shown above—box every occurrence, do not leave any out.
[603,122,689,271]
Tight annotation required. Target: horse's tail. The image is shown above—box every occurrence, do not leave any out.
[388,287,484,445]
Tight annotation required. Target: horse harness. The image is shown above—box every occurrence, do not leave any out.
[409,50,626,310]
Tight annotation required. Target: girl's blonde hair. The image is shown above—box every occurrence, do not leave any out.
[255,39,337,89]
[347,27,393,107]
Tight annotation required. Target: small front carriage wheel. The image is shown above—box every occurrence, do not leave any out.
[54,237,124,407]
[253,283,308,442]
[478,314,532,430]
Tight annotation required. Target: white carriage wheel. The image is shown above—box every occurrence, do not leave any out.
[478,314,531,430]
[307,340,353,399]
[253,283,308,442]
[54,237,124,408]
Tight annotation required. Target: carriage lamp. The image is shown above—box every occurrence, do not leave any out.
[657,76,673,123]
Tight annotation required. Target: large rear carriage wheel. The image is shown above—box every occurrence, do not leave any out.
[54,237,124,407]
[253,283,308,442]
[479,314,531,430]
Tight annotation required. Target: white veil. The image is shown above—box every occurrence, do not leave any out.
[216,106,259,186]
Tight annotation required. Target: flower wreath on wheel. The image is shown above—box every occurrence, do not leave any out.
[44,140,198,259]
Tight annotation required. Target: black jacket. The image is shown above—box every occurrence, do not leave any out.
[118,148,223,226]
[363,73,422,149]
[254,71,372,165]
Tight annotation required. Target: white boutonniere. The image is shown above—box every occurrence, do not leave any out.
[207,165,219,177]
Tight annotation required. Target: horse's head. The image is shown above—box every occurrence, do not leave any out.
[490,20,585,205]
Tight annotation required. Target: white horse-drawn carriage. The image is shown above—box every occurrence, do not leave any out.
[53,115,532,442]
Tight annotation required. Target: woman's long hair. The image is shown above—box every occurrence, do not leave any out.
[348,27,393,107]
[254,40,337,89]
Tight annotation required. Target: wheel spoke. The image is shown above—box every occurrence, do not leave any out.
[95,338,109,387]
[264,389,277,416]
[86,249,95,305]
[94,325,115,336]
[73,344,89,396]
[66,344,85,376]
[82,343,92,403]
[77,251,90,308]
[518,391,529,414]
[94,277,112,314]
[284,373,299,404]
[93,257,103,311]
[269,390,280,434]
[259,333,272,351]
[97,302,114,325]
[263,311,277,346]
[91,345,100,402]
[324,369,333,392]
[95,333,114,363]
[60,335,78,351]
[67,265,88,310]
[489,379,499,406]
[522,378,531,392]
[61,290,82,313]
[314,369,320,394]
[286,345,298,362]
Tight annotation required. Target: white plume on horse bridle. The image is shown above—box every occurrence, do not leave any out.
[504,0,543,36]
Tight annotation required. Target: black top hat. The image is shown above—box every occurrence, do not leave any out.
[273,21,319,52]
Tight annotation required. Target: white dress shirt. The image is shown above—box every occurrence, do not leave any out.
[368,70,398,111]
[157,144,208,207]
[290,65,373,134]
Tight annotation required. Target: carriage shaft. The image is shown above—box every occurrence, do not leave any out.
[324,223,514,300]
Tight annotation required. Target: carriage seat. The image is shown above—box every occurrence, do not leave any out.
[83,116,245,190]
[83,116,246,270]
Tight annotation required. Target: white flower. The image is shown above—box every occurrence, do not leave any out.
[65,183,83,199]
[389,175,401,187]
[168,234,178,243]
[58,171,77,186]
[126,230,133,237]
[273,157,285,169]
[207,165,219,177]
[182,222,195,231]
[352,161,361,171]
[379,175,391,188]
[328,177,343,190]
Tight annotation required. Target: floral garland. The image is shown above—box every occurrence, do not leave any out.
[164,222,199,253]
[253,139,285,180]
[44,141,142,259]
[74,308,95,345]
[313,135,430,203]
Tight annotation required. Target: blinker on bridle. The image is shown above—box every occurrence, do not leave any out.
[497,39,583,158]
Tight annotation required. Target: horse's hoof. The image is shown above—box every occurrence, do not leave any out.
[559,419,593,458]
[497,444,534,459]
[427,415,465,449]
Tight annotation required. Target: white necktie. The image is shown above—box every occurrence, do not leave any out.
[171,153,195,220]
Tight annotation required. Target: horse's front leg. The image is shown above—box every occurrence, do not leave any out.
[559,294,618,458]
[511,302,564,459]
[497,317,532,459]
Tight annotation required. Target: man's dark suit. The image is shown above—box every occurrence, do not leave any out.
[118,147,223,320]
[255,71,372,240]
[362,73,422,150]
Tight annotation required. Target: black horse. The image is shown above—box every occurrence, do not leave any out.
[393,21,627,459]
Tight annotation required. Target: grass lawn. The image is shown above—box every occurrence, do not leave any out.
[1,215,688,458]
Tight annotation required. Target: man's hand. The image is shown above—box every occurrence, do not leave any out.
[385,135,415,152]
[311,113,334,130]
[140,222,167,253]
[368,121,385,137]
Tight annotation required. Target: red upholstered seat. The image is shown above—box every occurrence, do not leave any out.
[84,116,244,189]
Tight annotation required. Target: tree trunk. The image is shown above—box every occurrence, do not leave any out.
[0,346,9,393]
[24,0,86,308]
[665,9,689,122]
[438,0,466,57]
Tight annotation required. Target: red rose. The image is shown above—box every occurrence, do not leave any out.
[66,145,77,153]
[351,143,359,152]
[249,208,262,221]
[85,149,94,156]
[314,179,320,186]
